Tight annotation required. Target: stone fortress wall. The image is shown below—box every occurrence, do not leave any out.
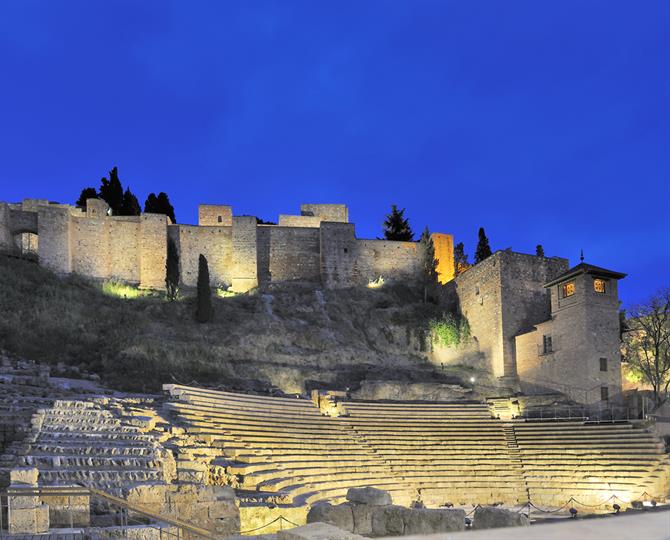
[0,199,455,291]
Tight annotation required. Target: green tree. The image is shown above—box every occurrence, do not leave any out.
[383,205,414,241]
[99,167,124,215]
[165,237,180,301]
[454,242,470,276]
[75,187,98,208]
[419,227,438,303]
[536,244,545,257]
[144,192,177,223]
[119,187,141,216]
[195,254,213,323]
[474,227,492,264]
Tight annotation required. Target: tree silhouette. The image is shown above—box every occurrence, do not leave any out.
[454,242,470,276]
[474,228,492,264]
[165,237,180,301]
[75,187,98,208]
[99,167,124,215]
[119,187,141,216]
[419,227,438,303]
[195,254,213,323]
[536,244,545,257]
[383,205,414,241]
[144,192,177,223]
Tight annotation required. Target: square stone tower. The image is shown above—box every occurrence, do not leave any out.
[516,262,626,404]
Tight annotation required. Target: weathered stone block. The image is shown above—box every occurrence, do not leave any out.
[402,508,465,534]
[9,504,49,534]
[307,502,354,532]
[346,487,392,506]
[350,503,373,535]
[10,467,38,485]
[371,505,407,536]
[473,506,530,529]
[278,522,365,540]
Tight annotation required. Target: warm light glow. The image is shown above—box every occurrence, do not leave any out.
[432,233,455,284]
[367,276,385,289]
[594,278,606,293]
[562,281,575,297]
[469,376,476,383]
[101,280,144,299]
[216,286,238,298]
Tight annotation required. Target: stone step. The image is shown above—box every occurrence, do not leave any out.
[30,445,156,456]
[25,455,161,468]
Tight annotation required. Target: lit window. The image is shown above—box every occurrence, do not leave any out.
[542,335,553,354]
[562,281,575,298]
[217,215,222,223]
[599,357,607,372]
[594,279,606,294]
[600,386,609,401]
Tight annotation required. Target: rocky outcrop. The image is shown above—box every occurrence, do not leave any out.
[473,506,530,529]
[307,489,465,537]
[350,380,472,402]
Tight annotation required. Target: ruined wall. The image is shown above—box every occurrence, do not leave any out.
[0,203,12,250]
[172,224,233,288]
[257,226,321,285]
[355,239,420,283]
[300,204,348,222]
[198,205,233,226]
[231,216,258,292]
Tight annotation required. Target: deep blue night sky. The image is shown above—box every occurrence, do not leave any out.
[0,1,668,307]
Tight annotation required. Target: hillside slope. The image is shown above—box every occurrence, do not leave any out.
[0,255,471,393]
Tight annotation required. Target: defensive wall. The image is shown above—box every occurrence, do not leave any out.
[0,199,455,291]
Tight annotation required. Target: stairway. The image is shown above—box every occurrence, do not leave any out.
[502,423,530,504]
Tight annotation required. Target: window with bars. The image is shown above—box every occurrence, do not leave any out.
[562,281,575,298]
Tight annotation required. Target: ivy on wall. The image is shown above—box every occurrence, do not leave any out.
[429,313,470,348]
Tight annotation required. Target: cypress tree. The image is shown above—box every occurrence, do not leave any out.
[454,242,470,276]
[383,205,414,241]
[474,227,492,264]
[536,244,545,257]
[99,167,124,215]
[144,192,177,223]
[165,237,180,301]
[419,227,438,303]
[195,254,213,323]
[75,187,98,208]
[119,187,141,216]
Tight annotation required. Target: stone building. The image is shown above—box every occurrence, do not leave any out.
[515,262,626,404]
[446,252,626,405]
[0,199,455,292]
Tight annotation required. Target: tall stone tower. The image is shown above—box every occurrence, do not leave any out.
[515,262,626,404]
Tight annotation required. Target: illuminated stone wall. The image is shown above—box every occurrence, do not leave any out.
[449,251,568,379]
[432,232,455,284]
[1,199,452,294]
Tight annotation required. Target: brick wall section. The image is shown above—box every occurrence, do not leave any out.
[355,239,420,283]
[277,215,324,228]
[498,253,569,378]
[319,222,358,288]
[300,204,348,222]
[172,224,233,288]
[257,226,321,285]
[231,216,258,292]
[139,214,168,289]
[37,206,73,274]
[198,205,233,226]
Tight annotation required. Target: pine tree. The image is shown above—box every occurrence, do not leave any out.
[535,244,545,257]
[454,242,470,276]
[195,254,213,323]
[99,167,124,215]
[119,187,141,216]
[383,205,414,241]
[75,187,98,208]
[474,228,492,264]
[165,237,180,301]
[144,192,177,223]
[419,227,438,303]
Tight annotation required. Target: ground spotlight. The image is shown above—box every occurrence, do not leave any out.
[569,507,578,518]
[464,517,472,528]
[612,503,620,514]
